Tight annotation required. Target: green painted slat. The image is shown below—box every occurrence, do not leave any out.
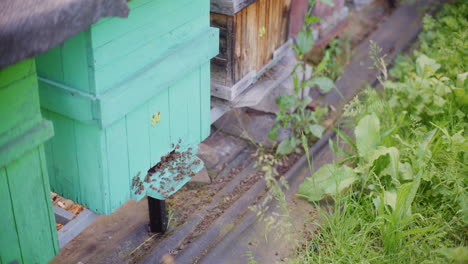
[38,28,219,128]
[7,147,58,264]
[99,28,219,128]
[91,0,194,49]
[200,62,211,140]
[94,14,208,91]
[186,69,202,144]
[93,0,207,69]
[38,145,60,253]
[0,120,54,169]
[105,118,131,210]
[35,46,64,82]
[38,78,97,124]
[44,111,80,201]
[125,103,151,186]
[73,122,108,213]
[168,70,193,145]
[42,111,57,189]
[0,168,23,264]
[0,59,35,89]
[61,31,94,93]
[148,89,171,166]
[0,75,41,145]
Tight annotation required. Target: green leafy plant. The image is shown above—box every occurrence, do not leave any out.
[295,2,467,261]
[269,0,339,156]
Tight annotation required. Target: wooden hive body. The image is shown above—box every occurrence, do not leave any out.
[210,0,291,101]
[36,0,219,215]
[0,59,59,264]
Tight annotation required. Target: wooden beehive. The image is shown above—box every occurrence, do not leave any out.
[0,59,59,264]
[210,0,292,101]
[36,0,219,215]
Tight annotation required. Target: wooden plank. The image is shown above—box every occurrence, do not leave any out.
[187,69,202,143]
[200,63,212,138]
[61,31,94,93]
[74,122,108,213]
[38,28,219,128]
[94,13,209,92]
[168,73,192,145]
[93,0,207,68]
[7,147,58,264]
[91,0,195,49]
[54,205,76,225]
[0,58,35,88]
[38,145,60,253]
[211,0,290,101]
[0,168,23,264]
[0,75,41,143]
[148,89,171,167]
[58,209,99,248]
[41,112,57,189]
[210,0,257,15]
[105,119,131,210]
[44,111,80,201]
[99,28,219,128]
[0,120,54,169]
[125,103,152,193]
[35,45,64,82]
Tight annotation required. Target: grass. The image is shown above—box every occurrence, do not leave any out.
[292,1,468,263]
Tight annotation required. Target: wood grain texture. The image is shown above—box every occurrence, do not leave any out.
[210,0,291,100]
[0,146,59,264]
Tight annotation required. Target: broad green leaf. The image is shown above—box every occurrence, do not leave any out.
[309,77,335,93]
[277,138,298,155]
[415,54,440,77]
[315,50,330,75]
[373,190,397,211]
[309,124,324,138]
[305,16,322,25]
[368,147,400,180]
[296,28,315,55]
[355,114,381,160]
[399,162,414,181]
[297,164,358,202]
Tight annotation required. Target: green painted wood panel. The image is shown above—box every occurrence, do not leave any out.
[42,110,80,201]
[41,65,212,214]
[73,121,108,213]
[37,28,219,128]
[91,0,199,49]
[0,61,41,146]
[200,62,212,139]
[35,46,64,82]
[94,13,208,91]
[105,118,131,210]
[36,0,218,214]
[0,168,23,264]
[0,59,35,88]
[0,146,59,264]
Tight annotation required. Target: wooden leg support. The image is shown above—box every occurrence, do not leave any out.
[148,197,167,234]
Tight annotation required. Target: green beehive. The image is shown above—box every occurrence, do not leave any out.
[0,59,59,264]
[36,0,219,214]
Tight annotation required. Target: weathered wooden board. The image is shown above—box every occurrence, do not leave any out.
[210,0,291,101]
